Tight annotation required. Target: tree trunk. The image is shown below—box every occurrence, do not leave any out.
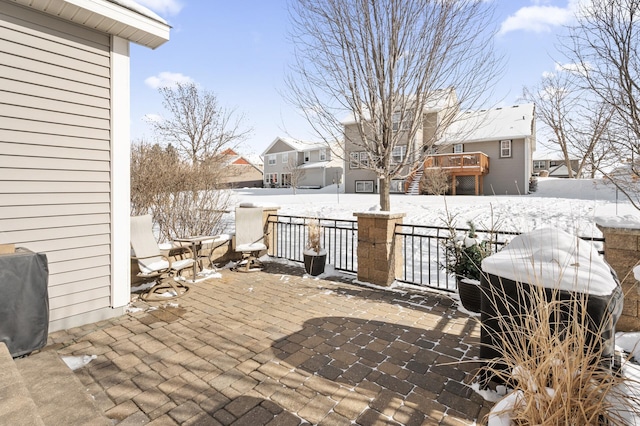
[379,177,391,211]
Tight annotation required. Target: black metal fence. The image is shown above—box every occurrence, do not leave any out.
[267,215,358,273]
[267,214,605,292]
[395,223,605,292]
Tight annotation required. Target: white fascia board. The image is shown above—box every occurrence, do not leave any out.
[66,0,169,46]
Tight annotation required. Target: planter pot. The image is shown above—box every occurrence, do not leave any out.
[457,277,482,313]
[303,250,326,276]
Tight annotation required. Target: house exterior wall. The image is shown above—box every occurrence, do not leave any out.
[444,138,530,195]
[0,2,124,331]
[263,138,341,188]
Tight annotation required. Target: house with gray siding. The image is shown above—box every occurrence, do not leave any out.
[0,0,170,332]
[262,137,343,188]
[435,104,536,195]
[343,95,536,196]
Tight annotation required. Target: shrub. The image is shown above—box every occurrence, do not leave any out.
[441,220,491,281]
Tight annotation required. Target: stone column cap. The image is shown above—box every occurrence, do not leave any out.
[596,215,640,233]
[353,211,406,219]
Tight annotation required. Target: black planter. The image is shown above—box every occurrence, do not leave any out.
[304,252,326,276]
[457,277,482,313]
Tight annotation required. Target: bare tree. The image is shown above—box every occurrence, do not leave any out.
[130,140,232,242]
[284,158,306,194]
[564,0,640,207]
[522,69,614,179]
[149,82,252,164]
[286,0,503,210]
[419,167,450,195]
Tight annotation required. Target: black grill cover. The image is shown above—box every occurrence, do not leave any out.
[0,248,49,357]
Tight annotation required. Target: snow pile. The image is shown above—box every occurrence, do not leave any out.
[481,227,618,296]
[61,355,97,371]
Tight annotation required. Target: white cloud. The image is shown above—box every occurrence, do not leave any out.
[144,72,194,89]
[554,61,590,75]
[134,0,183,16]
[498,1,586,36]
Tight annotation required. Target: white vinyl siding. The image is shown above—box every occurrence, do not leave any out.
[0,3,113,331]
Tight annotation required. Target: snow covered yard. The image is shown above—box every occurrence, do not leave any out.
[229,177,637,238]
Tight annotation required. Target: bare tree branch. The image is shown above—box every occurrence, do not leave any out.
[149,82,252,164]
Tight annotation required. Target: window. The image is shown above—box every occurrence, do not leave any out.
[355,180,374,193]
[319,149,327,161]
[533,160,546,170]
[391,146,406,164]
[304,151,311,162]
[500,140,512,158]
[359,152,369,167]
[282,152,288,164]
[264,173,278,185]
[267,155,276,165]
[281,173,291,186]
[350,152,360,169]
[453,144,463,154]
[392,110,413,131]
[390,179,405,193]
[549,161,559,167]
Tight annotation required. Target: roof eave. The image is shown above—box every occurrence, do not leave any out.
[14,0,170,49]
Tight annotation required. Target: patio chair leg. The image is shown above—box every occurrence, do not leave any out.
[139,278,191,302]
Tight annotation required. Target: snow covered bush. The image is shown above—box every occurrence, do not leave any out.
[441,220,491,281]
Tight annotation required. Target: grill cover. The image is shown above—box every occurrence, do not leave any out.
[0,248,49,357]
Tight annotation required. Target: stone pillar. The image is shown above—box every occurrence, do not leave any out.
[262,206,280,256]
[597,219,640,331]
[354,211,406,287]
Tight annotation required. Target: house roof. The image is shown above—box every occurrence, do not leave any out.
[439,103,535,144]
[262,137,326,156]
[15,0,170,49]
[532,150,579,161]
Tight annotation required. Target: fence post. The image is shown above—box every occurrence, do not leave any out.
[353,211,406,287]
[596,219,640,332]
[262,207,280,256]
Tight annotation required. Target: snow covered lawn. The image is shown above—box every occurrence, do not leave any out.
[229,177,638,238]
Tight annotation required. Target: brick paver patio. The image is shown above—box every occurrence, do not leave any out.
[46,262,491,425]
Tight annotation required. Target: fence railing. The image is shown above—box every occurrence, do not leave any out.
[267,214,605,292]
[394,224,520,292]
[395,223,605,292]
[267,215,358,273]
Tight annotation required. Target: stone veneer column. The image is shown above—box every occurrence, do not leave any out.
[262,206,280,256]
[354,211,406,287]
[596,219,640,331]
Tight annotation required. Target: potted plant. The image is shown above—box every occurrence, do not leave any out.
[441,221,491,313]
[303,218,326,276]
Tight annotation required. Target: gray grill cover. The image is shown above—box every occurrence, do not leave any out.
[0,249,49,357]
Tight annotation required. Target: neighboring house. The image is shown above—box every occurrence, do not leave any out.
[219,148,263,188]
[434,103,536,195]
[0,0,170,332]
[532,152,580,178]
[343,88,459,194]
[343,92,536,195]
[262,137,343,188]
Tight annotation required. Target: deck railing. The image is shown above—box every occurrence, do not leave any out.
[424,152,490,174]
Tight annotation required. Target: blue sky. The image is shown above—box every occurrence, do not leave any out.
[130,0,581,157]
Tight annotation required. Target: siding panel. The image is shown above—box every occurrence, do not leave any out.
[0,2,113,331]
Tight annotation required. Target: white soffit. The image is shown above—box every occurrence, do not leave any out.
[10,0,170,49]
